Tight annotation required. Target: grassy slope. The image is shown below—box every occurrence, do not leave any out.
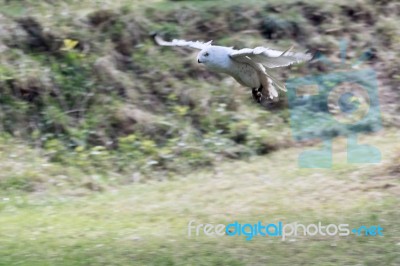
[1,0,304,174]
[1,0,399,175]
[0,129,399,265]
[0,0,399,265]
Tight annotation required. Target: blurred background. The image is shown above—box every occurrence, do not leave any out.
[0,0,399,265]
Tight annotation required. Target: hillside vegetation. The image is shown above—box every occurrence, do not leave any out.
[0,0,399,265]
[1,0,399,190]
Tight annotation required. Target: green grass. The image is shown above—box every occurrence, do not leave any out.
[0,129,399,265]
[1,0,399,175]
[0,0,399,264]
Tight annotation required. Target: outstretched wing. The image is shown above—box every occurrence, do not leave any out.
[153,34,212,50]
[229,46,312,68]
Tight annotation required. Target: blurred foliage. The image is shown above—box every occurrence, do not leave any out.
[0,0,399,188]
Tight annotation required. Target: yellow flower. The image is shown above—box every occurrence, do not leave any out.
[61,39,79,51]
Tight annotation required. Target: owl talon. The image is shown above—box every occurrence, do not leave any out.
[252,87,264,103]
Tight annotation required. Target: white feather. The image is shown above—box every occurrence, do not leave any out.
[154,35,212,50]
[230,46,312,68]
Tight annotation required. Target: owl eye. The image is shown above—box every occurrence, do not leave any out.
[204,52,209,57]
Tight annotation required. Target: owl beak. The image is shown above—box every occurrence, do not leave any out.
[197,59,202,63]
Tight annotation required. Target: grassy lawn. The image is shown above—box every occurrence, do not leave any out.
[0,129,399,265]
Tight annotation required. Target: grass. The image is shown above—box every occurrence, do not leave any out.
[1,0,399,174]
[0,129,399,265]
[0,0,399,264]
